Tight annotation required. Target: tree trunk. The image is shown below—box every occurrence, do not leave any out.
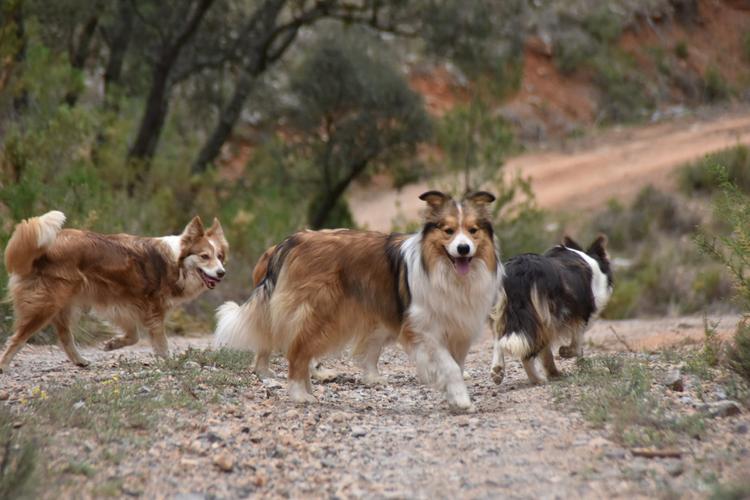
[190,71,257,174]
[11,1,27,115]
[309,156,372,229]
[103,0,133,100]
[64,14,99,107]
[127,0,214,167]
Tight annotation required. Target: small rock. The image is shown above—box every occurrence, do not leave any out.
[734,423,748,435]
[605,449,627,460]
[703,401,743,418]
[138,385,151,395]
[173,494,205,500]
[351,426,367,438]
[679,396,694,406]
[213,452,235,472]
[714,388,727,400]
[73,400,86,410]
[588,436,612,448]
[663,369,683,392]
[0,390,9,401]
[261,379,283,389]
[184,361,201,370]
[666,461,684,477]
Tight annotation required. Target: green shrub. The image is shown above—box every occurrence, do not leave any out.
[679,145,750,195]
[703,66,731,102]
[593,51,654,123]
[674,40,689,60]
[0,407,38,499]
[729,320,750,383]
[553,28,598,74]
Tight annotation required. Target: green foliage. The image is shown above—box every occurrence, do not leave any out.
[679,145,750,195]
[729,317,750,384]
[558,355,706,447]
[286,30,430,229]
[674,40,689,59]
[583,6,623,45]
[0,406,38,499]
[436,97,516,192]
[592,50,654,123]
[591,186,733,319]
[710,479,750,500]
[703,66,732,103]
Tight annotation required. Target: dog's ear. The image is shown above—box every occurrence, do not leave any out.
[587,234,608,259]
[419,190,451,210]
[206,217,229,257]
[181,216,205,245]
[562,235,583,251]
[464,191,496,206]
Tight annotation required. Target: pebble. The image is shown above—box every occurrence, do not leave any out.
[663,369,683,392]
[605,449,627,460]
[213,452,235,472]
[351,426,367,438]
[665,461,684,477]
[702,401,743,418]
[184,361,201,370]
[734,423,749,435]
[0,390,9,401]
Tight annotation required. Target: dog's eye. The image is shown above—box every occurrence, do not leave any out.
[444,228,455,235]
[218,254,224,262]
[469,227,479,235]
[200,254,210,260]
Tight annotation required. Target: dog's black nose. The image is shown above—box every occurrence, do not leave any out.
[217,270,226,278]
[457,243,470,256]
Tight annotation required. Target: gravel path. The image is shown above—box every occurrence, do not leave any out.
[1,316,748,499]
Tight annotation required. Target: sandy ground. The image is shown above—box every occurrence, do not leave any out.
[350,108,750,231]
[1,315,748,498]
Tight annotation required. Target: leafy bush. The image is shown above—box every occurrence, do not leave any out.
[592,50,654,123]
[695,167,750,383]
[679,145,750,195]
[0,407,38,499]
[674,40,689,60]
[703,66,732,102]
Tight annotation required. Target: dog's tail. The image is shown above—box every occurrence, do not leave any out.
[4,210,66,277]
[496,281,551,360]
[213,286,272,352]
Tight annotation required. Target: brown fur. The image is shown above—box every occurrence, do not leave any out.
[0,213,228,372]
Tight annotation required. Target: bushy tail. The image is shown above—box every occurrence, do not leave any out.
[213,288,272,351]
[4,210,66,276]
[496,284,549,360]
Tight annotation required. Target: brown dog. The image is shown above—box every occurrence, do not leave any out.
[0,211,228,372]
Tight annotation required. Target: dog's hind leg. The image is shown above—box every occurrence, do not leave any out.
[522,357,546,385]
[559,323,586,359]
[354,327,391,386]
[0,305,59,373]
[540,344,561,379]
[53,308,90,367]
[490,334,506,385]
[103,314,139,352]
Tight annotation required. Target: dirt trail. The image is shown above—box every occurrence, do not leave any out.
[351,109,750,231]
[1,316,747,498]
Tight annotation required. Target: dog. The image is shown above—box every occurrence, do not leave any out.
[0,211,228,372]
[214,191,500,411]
[489,235,613,385]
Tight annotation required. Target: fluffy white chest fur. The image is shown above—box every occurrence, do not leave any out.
[401,234,499,342]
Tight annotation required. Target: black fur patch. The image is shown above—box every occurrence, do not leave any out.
[385,234,410,321]
[501,246,597,358]
[260,234,300,295]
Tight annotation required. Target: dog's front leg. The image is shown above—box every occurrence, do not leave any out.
[410,335,475,413]
[144,314,169,358]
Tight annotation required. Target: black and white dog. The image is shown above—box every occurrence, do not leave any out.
[489,235,613,385]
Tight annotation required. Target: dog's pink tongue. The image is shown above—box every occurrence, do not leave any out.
[455,258,471,276]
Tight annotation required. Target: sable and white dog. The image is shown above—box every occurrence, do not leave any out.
[489,235,613,385]
[0,211,228,372]
[214,191,500,411]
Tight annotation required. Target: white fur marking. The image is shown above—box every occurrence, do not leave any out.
[498,333,532,358]
[565,247,612,314]
[158,235,182,261]
[36,211,66,248]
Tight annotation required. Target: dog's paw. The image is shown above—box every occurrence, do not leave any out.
[312,367,339,383]
[103,338,124,351]
[558,345,580,359]
[449,401,477,414]
[362,373,386,386]
[75,358,91,368]
[491,364,505,385]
